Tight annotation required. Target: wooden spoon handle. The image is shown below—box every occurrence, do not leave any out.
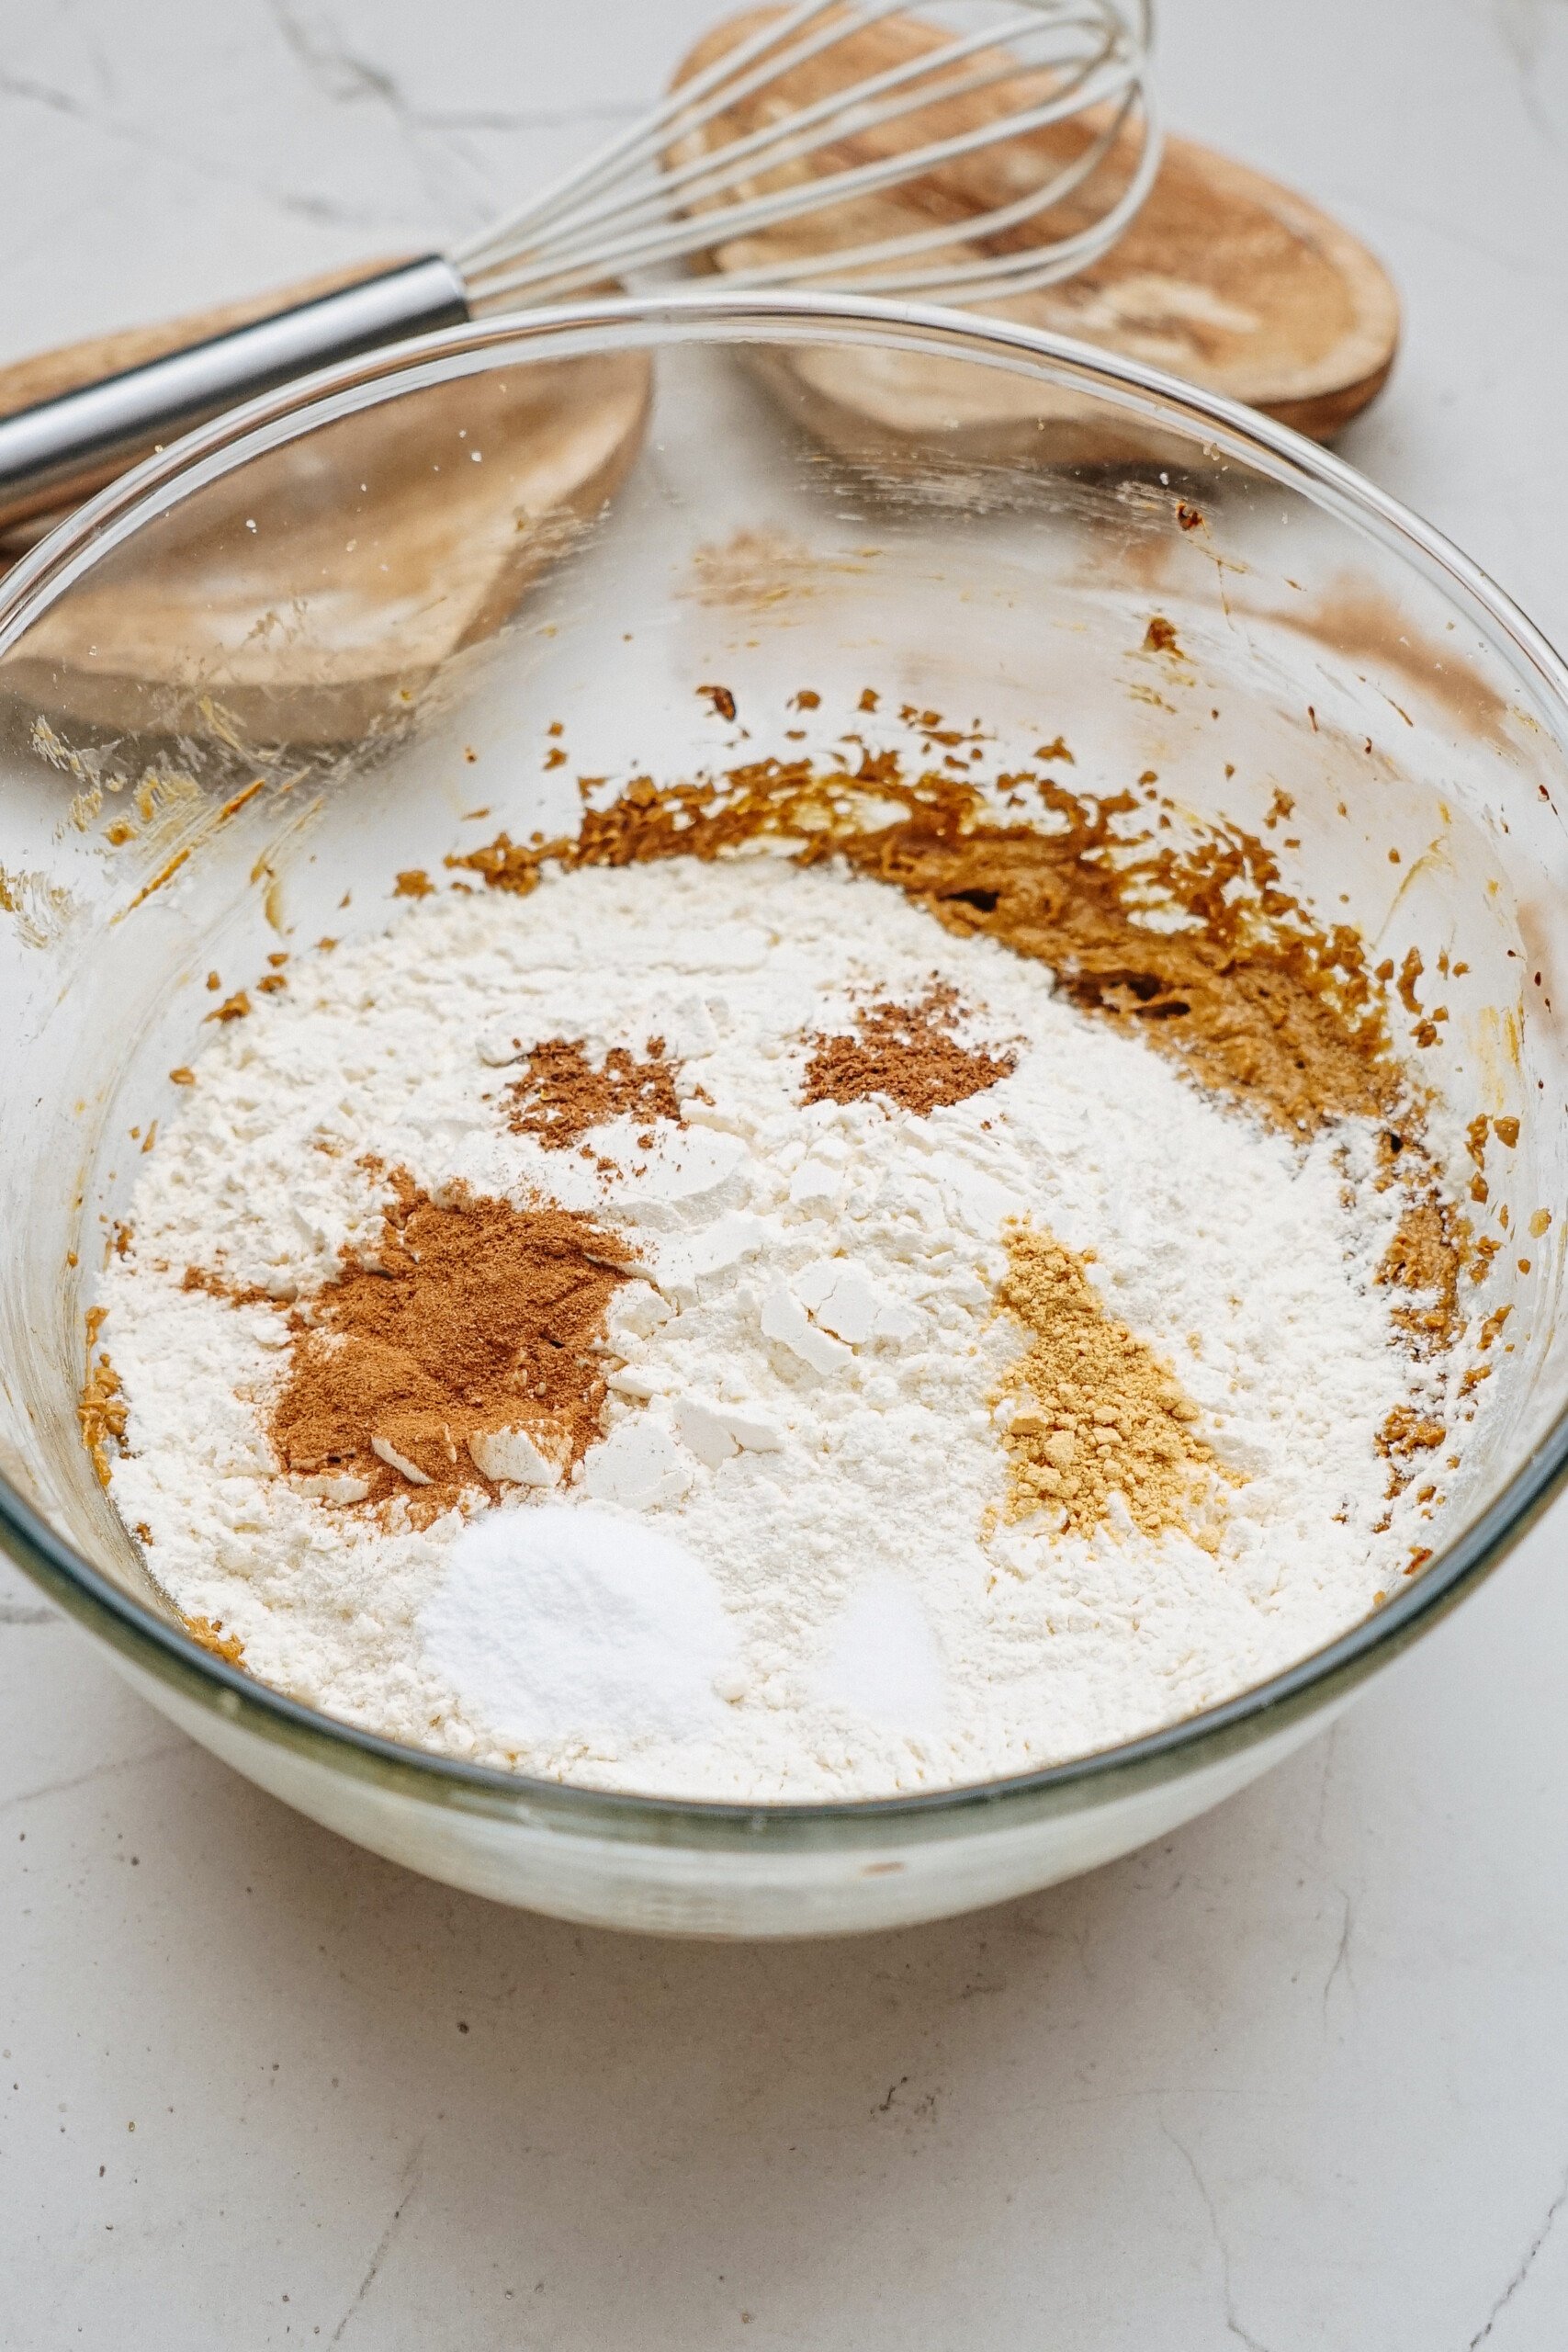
[0,253,469,537]
[0,258,408,422]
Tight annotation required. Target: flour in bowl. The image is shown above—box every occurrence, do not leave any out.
[95,852,1474,1800]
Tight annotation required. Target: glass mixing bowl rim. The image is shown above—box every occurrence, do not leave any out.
[3,287,1566,1851]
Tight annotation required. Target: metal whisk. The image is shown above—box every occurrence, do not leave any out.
[0,1,1156,530]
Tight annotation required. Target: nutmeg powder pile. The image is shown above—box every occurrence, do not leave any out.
[268,1172,632,1513]
[804,982,1015,1114]
[448,750,1398,1140]
[992,1222,1227,1546]
[507,1035,684,1149]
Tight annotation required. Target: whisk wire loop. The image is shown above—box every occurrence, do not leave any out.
[469,51,1145,310]
[711,84,1162,300]
[457,0,1156,311]
[0,2,1158,530]
[517,6,1110,255]
[457,0,850,268]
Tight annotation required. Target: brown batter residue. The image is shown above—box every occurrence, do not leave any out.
[1375,1123,1470,1353]
[991,1223,1230,1547]
[447,752,1399,1138]
[1382,1198,1468,1348]
[507,1036,683,1149]
[804,982,1014,1115]
[267,1171,634,1512]
[78,1306,126,1487]
[1378,1403,1446,1467]
[185,1613,245,1668]
[1375,1396,1449,1507]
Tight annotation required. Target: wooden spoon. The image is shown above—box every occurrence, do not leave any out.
[0,267,650,747]
[670,8,1399,455]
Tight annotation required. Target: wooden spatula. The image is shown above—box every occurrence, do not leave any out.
[0,267,651,747]
[671,7,1399,450]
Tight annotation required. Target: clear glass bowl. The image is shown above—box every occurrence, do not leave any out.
[2,293,1565,1938]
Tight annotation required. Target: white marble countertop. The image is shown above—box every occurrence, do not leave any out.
[5,3,1568,2345]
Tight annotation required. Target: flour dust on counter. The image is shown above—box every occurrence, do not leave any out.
[95,854,1471,1800]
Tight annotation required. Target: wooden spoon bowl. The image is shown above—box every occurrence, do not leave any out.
[670,8,1399,461]
[0,272,651,748]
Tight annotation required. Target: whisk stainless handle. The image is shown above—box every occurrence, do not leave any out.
[0,6,1159,532]
[0,255,469,532]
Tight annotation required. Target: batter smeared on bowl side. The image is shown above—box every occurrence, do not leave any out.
[87,733,1495,1800]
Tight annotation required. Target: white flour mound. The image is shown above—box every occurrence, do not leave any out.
[100,854,1469,1799]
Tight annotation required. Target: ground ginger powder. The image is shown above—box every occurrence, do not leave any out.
[992,1222,1231,1549]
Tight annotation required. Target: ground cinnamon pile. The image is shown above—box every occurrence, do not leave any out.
[267,1171,633,1512]
[992,1223,1228,1546]
[804,981,1014,1114]
[507,1035,683,1149]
